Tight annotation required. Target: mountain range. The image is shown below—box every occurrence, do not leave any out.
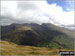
[1,23,74,49]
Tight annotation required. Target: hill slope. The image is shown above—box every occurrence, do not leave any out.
[0,40,74,55]
[1,23,74,49]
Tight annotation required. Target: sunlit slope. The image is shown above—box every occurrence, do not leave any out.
[42,23,74,38]
[0,40,74,55]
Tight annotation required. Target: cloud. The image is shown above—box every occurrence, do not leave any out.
[18,1,38,10]
[47,0,74,11]
[1,0,74,26]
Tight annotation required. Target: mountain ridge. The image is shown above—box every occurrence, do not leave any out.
[1,23,74,49]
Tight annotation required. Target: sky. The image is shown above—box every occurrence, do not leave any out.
[47,0,74,12]
[0,0,75,28]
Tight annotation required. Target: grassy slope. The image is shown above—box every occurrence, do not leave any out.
[44,23,74,38]
[0,40,74,55]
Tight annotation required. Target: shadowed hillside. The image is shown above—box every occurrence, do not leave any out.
[1,23,74,49]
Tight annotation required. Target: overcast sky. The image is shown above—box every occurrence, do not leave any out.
[0,0,74,26]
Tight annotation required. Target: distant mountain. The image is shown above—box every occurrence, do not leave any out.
[1,23,74,49]
[60,24,75,31]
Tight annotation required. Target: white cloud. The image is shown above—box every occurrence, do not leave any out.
[33,1,74,25]
[1,0,74,26]
[1,1,17,17]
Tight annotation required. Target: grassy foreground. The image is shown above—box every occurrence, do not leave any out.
[0,40,74,55]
